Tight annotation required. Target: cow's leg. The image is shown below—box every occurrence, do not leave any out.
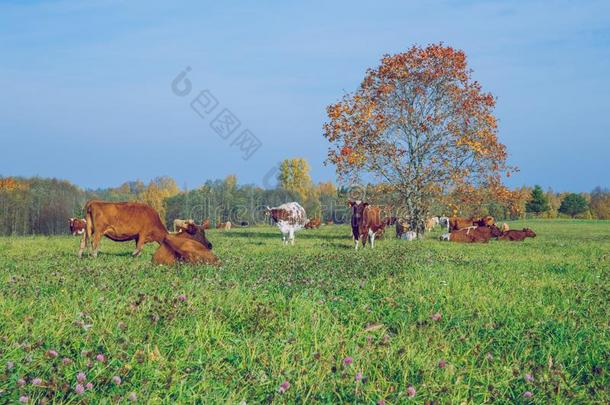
[289,228,295,245]
[78,232,87,258]
[91,232,103,257]
[369,229,375,248]
[132,236,145,257]
[354,237,359,250]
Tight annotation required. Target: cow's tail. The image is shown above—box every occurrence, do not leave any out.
[84,201,95,247]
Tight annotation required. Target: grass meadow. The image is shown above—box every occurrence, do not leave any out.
[0,220,608,403]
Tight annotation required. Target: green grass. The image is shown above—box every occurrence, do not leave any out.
[0,220,609,403]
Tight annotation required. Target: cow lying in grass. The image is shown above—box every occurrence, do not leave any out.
[153,222,219,266]
[498,228,536,241]
[449,215,495,231]
[441,224,502,243]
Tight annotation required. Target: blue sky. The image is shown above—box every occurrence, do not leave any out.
[1,0,608,191]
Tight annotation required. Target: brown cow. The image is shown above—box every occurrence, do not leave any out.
[449,215,495,231]
[78,200,168,258]
[153,234,220,266]
[69,218,87,236]
[349,201,387,249]
[201,218,211,229]
[175,222,213,249]
[305,218,321,229]
[498,228,536,241]
[442,225,502,243]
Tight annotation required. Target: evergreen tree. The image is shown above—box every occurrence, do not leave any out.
[559,193,588,218]
[525,185,550,215]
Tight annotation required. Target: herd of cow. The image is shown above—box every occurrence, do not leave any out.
[67,199,536,266]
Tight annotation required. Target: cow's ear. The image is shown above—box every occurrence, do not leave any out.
[363,202,369,207]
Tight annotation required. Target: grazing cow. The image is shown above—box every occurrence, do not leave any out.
[78,200,168,258]
[449,215,495,231]
[498,228,536,241]
[69,218,87,236]
[441,225,502,243]
[153,234,220,266]
[265,202,307,245]
[173,218,194,232]
[349,201,388,249]
[305,218,321,229]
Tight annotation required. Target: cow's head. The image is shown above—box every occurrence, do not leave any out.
[68,218,86,236]
[476,215,495,227]
[489,224,503,238]
[181,223,213,250]
[348,200,368,217]
[523,228,537,238]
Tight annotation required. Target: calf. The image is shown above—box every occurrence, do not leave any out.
[498,228,536,241]
[265,202,307,245]
[79,200,168,258]
[69,218,87,236]
[442,225,502,243]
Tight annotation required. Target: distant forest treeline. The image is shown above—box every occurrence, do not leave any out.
[0,175,608,236]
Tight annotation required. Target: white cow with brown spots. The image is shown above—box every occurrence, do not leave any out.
[265,202,307,245]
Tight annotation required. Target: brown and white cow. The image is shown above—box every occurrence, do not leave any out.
[349,201,388,249]
[79,200,169,258]
[265,202,307,245]
[69,218,87,236]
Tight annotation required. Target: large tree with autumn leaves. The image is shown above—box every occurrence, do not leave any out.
[324,44,513,235]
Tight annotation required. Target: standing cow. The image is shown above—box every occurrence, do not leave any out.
[349,201,388,249]
[79,200,169,258]
[265,202,307,245]
[69,218,87,236]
